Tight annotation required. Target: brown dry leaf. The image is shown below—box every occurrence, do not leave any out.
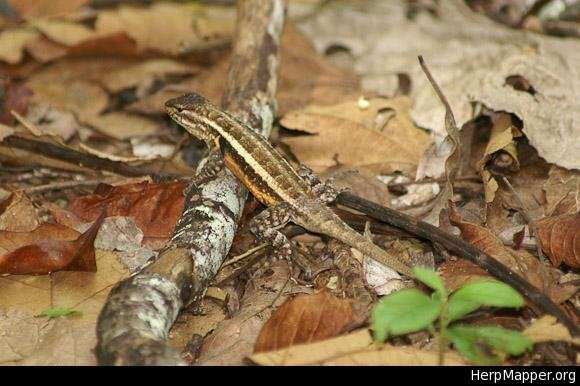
[0,214,102,275]
[254,291,354,353]
[0,81,33,125]
[128,24,361,116]
[330,169,392,208]
[168,297,226,351]
[276,24,361,115]
[250,328,466,365]
[94,2,231,56]
[0,191,40,232]
[439,259,489,292]
[32,19,97,47]
[449,204,576,304]
[280,97,430,174]
[543,166,580,217]
[0,29,39,64]
[85,112,162,140]
[535,212,580,268]
[67,181,187,246]
[66,32,139,58]
[11,0,89,20]
[100,59,197,93]
[25,72,109,120]
[199,260,312,365]
[523,315,580,345]
[24,35,68,63]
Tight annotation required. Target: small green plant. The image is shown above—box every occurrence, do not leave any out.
[37,307,82,319]
[372,267,533,365]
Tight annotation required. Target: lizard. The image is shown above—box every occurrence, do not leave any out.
[165,92,413,276]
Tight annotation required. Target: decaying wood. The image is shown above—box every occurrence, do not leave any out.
[95,0,285,365]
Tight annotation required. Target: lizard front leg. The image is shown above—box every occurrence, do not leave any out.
[297,165,344,204]
[249,202,294,260]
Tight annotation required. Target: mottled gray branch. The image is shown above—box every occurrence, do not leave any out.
[95,0,285,365]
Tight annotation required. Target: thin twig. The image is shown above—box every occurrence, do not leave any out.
[222,243,267,267]
[336,192,579,336]
[24,179,111,194]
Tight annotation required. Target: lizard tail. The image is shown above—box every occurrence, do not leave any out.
[302,208,413,276]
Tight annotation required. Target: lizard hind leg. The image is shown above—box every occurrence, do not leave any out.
[249,202,294,260]
[297,165,344,204]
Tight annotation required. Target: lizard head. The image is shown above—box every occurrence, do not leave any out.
[165,93,219,144]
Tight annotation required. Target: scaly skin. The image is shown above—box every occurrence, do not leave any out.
[166,93,412,276]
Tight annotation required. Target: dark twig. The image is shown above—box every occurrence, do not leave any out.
[2,134,176,179]
[336,192,579,336]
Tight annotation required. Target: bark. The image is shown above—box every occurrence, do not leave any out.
[95,0,285,365]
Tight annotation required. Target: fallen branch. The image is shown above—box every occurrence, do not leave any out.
[95,0,285,365]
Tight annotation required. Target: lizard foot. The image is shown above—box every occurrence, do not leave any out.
[249,202,294,261]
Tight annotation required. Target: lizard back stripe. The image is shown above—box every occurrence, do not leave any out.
[188,110,309,206]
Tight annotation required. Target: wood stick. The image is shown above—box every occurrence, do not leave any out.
[2,134,175,179]
[95,0,285,365]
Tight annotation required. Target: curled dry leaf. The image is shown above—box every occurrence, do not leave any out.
[67,181,187,247]
[449,204,576,304]
[542,166,580,217]
[476,113,521,203]
[0,213,103,275]
[535,212,580,268]
[254,290,355,353]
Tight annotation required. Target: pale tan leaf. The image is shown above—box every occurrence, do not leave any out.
[85,112,161,140]
[32,20,97,47]
[524,315,580,345]
[0,191,40,232]
[100,59,197,93]
[249,329,373,365]
[95,3,211,56]
[0,29,39,64]
[280,97,430,174]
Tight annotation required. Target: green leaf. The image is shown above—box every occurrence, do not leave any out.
[447,281,524,322]
[413,266,447,299]
[372,288,442,342]
[446,324,533,365]
[37,307,82,319]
